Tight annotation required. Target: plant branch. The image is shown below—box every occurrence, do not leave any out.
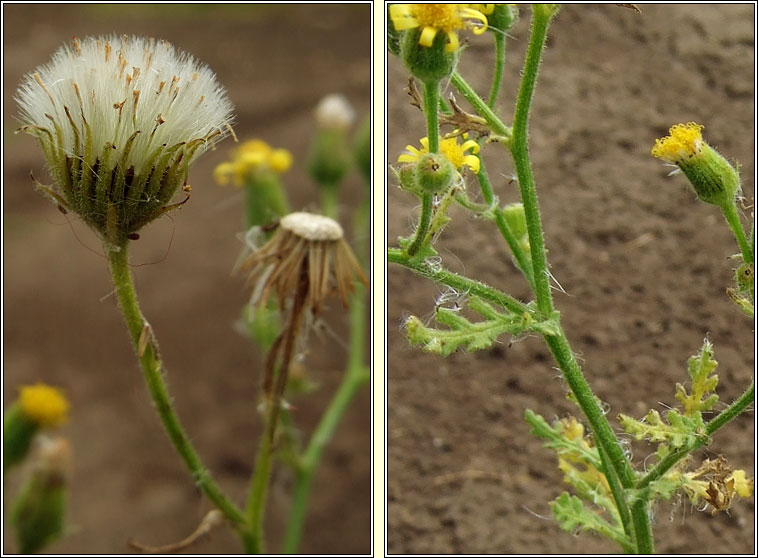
[388,247,528,315]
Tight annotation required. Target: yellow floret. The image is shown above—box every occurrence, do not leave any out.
[390,4,488,52]
[398,133,481,174]
[728,470,754,498]
[651,122,704,164]
[19,384,69,427]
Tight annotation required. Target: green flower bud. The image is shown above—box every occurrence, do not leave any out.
[502,202,531,259]
[11,437,71,554]
[488,4,519,34]
[308,129,352,187]
[415,152,454,194]
[401,28,456,84]
[652,123,740,208]
[308,95,355,191]
[502,202,528,240]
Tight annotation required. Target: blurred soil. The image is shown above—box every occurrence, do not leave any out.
[3,4,370,555]
[387,4,754,555]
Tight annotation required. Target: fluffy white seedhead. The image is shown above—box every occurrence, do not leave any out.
[16,36,234,243]
[313,93,355,131]
[280,212,344,241]
[16,35,234,175]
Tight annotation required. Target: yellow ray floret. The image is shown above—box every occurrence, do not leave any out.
[399,133,481,173]
[214,139,293,187]
[651,122,704,164]
[19,383,69,427]
[390,4,489,52]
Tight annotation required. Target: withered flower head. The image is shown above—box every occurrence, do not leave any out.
[240,211,367,315]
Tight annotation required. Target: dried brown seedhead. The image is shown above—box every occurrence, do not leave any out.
[239,211,368,316]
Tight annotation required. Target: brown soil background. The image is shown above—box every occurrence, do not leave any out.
[387,4,755,555]
[3,4,370,554]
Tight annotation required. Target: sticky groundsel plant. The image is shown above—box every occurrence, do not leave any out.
[13,35,369,554]
[387,4,754,554]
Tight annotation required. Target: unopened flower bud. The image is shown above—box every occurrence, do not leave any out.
[415,152,454,194]
[11,437,71,554]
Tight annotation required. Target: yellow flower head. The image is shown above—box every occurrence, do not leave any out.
[651,121,740,207]
[390,4,489,52]
[651,122,705,165]
[214,139,293,187]
[19,384,69,428]
[398,133,481,174]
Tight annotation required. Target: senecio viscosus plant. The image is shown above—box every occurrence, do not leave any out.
[11,34,369,554]
[388,4,753,554]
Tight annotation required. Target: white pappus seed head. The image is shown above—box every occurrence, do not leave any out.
[16,35,235,244]
[280,211,344,241]
[313,93,355,131]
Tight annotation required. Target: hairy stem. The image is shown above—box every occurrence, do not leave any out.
[407,192,433,257]
[282,290,369,553]
[508,7,553,317]
[450,72,512,139]
[105,244,246,530]
[423,80,440,152]
[721,201,754,265]
[388,247,528,315]
[476,163,535,288]
[488,32,506,108]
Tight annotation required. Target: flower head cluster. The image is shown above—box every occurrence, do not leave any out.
[399,133,481,174]
[19,384,69,428]
[16,35,234,245]
[389,4,489,52]
[214,139,293,187]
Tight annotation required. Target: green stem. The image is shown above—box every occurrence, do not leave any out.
[721,201,753,264]
[105,244,246,530]
[281,297,369,553]
[629,498,653,554]
[476,164,535,288]
[244,416,276,553]
[545,330,651,552]
[487,32,506,108]
[706,380,754,434]
[423,80,440,152]
[544,331,634,488]
[321,184,339,220]
[407,191,433,257]
[388,247,528,315]
[450,72,512,139]
[508,8,554,317]
[596,444,635,551]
